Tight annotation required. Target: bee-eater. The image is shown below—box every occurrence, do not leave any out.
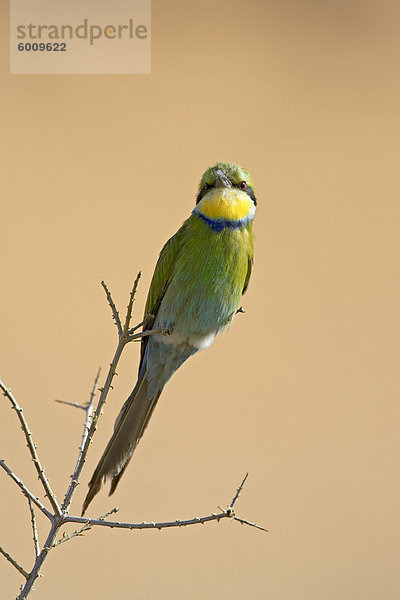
[82,162,256,515]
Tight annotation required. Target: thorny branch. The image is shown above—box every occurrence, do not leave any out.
[54,399,88,410]
[60,274,142,516]
[0,546,29,579]
[52,508,119,547]
[63,473,267,532]
[1,276,265,600]
[101,279,123,337]
[61,367,101,513]
[27,498,40,558]
[0,380,61,516]
[0,459,53,519]
[128,326,171,342]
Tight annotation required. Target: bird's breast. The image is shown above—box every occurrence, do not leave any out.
[194,188,255,224]
[154,221,253,342]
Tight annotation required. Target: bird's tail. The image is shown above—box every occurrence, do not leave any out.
[81,365,161,516]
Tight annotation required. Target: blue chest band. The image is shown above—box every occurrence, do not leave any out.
[194,211,249,233]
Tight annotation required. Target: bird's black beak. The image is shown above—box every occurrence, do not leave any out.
[214,169,232,188]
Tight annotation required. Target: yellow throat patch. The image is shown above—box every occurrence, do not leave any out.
[196,188,255,222]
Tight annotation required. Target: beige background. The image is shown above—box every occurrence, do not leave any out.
[1,1,400,598]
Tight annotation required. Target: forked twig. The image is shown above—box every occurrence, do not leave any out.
[61,275,143,519]
[63,474,265,532]
[61,367,101,513]
[0,380,61,516]
[53,508,118,547]
[1,276,265,600]
[0,459,52,519]
[224,473,268,532]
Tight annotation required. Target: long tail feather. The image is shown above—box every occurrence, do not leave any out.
[82,367,161,515]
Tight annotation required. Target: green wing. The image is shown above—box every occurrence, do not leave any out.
[139,221,187,370]
[242,255,253,295]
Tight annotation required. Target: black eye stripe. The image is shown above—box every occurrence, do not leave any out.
[235,182,257,205]
[196,181,257,206]
[246,187,257,206]
[196,186,209,204]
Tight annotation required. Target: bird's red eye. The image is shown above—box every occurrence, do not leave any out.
[240,181,246,190]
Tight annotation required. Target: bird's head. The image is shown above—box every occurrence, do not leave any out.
[196,162,256,206]
[193,162,256,228]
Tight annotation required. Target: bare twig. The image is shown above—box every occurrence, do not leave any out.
[0,546,29,579]
[128,318,146,334]
[18,521,59,600]
[52,522,91,547]
[61,274,141,517]
[127,326,171,342]
[120,272,142,339]
[54,399,87,411]
[233,516,268,532]
[88,367,101,407]
[97,507,119,520]
[64,510,260,531]
[101,280,123,337]
[0,459,52,519]
[27,498,40,557]
[53,508,118,547]
[216,473,268,532]
[229,472,248,508]
[61,368,101,513]
[0,379,61,516]
[64,474,266,532]
[128,312,157,336]
[65,512,229,530]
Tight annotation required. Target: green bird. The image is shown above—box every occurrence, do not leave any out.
[82,161,256,515]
